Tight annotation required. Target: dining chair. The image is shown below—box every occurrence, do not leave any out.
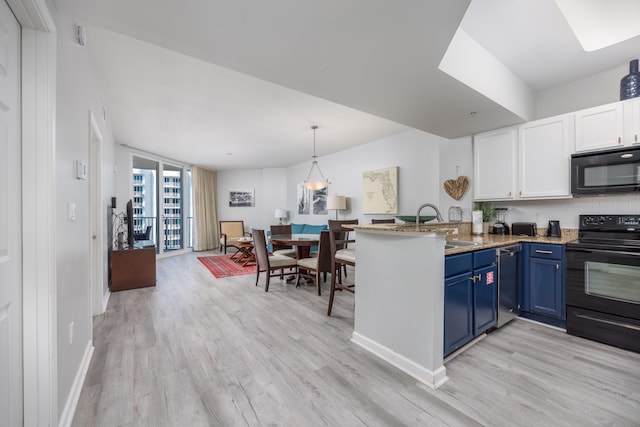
[327,219,358,316]
[296,230,331,295]
[252,229,299,292]
[269,224,296,257]
[371,218,395,224]
[328,219,358,279]
[133,225,153,241]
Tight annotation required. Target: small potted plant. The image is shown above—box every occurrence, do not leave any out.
[473,201,495,234]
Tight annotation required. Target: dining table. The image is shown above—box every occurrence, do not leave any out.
[270,234,320,259]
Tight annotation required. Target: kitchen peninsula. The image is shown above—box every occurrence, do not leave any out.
[351,222,577,390]
[352,224,451,389]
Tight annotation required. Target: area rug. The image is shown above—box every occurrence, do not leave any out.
[197,255,256,279]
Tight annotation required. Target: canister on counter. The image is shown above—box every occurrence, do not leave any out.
[472,210,483,235]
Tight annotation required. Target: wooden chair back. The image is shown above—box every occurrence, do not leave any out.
[252,229,271,272]
[296,230,331,296]
[316,230,332,273]
[327,223,357,316]
[220,220,245,238]
[328,219,358,250]
[270,224,292,252]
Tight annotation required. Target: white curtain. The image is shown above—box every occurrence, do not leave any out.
[192,166,219,251]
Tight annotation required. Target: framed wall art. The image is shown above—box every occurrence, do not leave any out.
[362,166,398,214]
[229,189,255,207]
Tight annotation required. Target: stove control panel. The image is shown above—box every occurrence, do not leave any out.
[580,215,640,229]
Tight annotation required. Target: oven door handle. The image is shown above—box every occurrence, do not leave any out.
[568,247,640,257]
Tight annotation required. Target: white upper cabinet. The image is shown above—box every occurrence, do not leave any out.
[518,114,574,199]
[574,102,624,152]
[473,127,517,201]
[474,115,574,201]
[622,98,640,148]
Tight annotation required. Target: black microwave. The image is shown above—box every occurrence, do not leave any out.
[571,146,640,195]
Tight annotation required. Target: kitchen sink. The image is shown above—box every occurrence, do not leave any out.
[445,240,482,249]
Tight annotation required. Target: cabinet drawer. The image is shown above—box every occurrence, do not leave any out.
[445,252,472,277]
[529,243,562,260]
[473,248,497,269]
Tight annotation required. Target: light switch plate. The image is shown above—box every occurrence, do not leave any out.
[68,202,76,221]
[75,160,87,180]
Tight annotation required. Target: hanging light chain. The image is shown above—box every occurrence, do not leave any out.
[311,125,318,159]
[304,124,329,190]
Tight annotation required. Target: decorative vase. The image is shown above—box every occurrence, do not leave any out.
[483,222,490,235]
[620,59,640,100]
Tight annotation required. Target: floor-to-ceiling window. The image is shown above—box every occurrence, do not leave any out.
[162,163,183,251]
[132,155,192,255]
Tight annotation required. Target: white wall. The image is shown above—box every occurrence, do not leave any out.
[56,12,116,417]
[536,62,628,119]
[439,136,473,220]
[216,129,446,230]
[114,145,132,212]
[287,129,446,224]
[216,168,286,233]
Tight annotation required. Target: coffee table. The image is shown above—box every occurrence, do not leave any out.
[230,240,255,266]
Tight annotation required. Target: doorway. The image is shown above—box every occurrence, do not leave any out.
[89,113,104,315]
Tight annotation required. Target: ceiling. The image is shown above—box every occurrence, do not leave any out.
[53,0,640,171]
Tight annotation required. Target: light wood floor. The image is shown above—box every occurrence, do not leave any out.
[72,251,640,427]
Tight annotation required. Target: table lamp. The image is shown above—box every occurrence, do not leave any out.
[326,195,347,220]
[275,208,287,224]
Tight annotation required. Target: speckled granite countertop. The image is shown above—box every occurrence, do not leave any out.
[351,222,578,255]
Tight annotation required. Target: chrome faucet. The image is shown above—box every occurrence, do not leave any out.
[416,203,444,228]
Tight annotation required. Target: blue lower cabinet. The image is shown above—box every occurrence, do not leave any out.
[444,271,473,354]
[444,249,497,356]
[473,263,498,336]
[529,257,564,318]
[521,243,565,326]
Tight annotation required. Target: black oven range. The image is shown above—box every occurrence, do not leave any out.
[566,215,640,353]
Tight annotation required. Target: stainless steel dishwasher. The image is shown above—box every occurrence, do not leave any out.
[496,244,521,328]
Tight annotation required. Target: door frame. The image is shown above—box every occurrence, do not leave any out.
[89,112,105,315]
[7,0,57,425]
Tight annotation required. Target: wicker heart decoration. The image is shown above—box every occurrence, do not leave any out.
[443,176,470,201]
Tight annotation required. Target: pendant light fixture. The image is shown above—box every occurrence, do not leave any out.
[303,125,330,190]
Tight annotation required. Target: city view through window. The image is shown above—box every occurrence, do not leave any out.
[132,156,193,252]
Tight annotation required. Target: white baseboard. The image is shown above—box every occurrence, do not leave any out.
[102,289,111,312]
[351,332,448,389]
[58,340,94,427]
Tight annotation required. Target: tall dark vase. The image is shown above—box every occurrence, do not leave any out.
[620,59,640,100]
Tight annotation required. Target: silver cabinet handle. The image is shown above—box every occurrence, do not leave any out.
[535,249,553,254]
